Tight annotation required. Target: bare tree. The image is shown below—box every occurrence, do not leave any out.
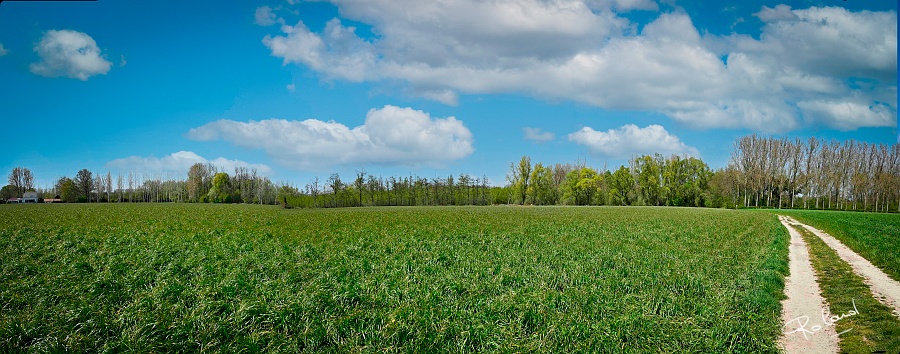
[7,167,34,196]
[75,169,93,202]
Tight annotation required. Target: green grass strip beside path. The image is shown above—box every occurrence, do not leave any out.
[792,224,900,353]
[773,210,900,282]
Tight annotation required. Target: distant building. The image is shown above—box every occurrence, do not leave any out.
[44,198,62,203]
[23,192,38,203]
[6,198,21,204]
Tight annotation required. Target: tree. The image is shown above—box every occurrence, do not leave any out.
[327,173,342,207]
[634,155,662,206]
[75,169,93,202]
[609,166,634,206]
[56,177,78,203]
[116,173,124,202]
[105,171,113,202]
[527,163,558,205]
[8,167,34,196]
[208,172,231,203]
[561,167,602,206]
[187,163,213,202]
[94,174,104,202]
[507,156,532,204]
[355,171,366,207]
[307,176,320,208]
[0,185,17,201]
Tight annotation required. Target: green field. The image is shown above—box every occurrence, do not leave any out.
[1,204,788,352]
[776,210,900,280]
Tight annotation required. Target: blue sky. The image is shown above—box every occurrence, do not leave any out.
[1,0,896,188]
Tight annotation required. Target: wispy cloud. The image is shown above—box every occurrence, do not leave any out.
[523,127,555,143]
[106,151,272,175]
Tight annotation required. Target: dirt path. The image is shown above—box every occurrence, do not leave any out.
[777,215,839,354]
[784,216,900,318]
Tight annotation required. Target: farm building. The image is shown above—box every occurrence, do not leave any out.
[6,192,40,203]
[23,191,38,203]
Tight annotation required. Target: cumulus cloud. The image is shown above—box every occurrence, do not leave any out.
[0,43,8,56]
[262,2,897,132]
[255,6,277,26]
[264,19,377,82]
[735,6,897,81]
[29,29,112,80]
[523,127,555,143]
[568,124,699,158]
[106,151,272,175]
[187,105,474,170]
[754,5,799,22]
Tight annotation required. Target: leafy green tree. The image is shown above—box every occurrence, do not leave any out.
[507,156,532,205]
[208,172,231,203]
[527,163,558,205]
[490,186,513,205]
[55,177,78,203]
[0,185,17,201]
[562,167,602,206]
[634,155,663,206]
[609,166,634,206]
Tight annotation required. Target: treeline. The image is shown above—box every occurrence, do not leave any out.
[4,134,899,212]
[276,172,495,208]
[502,155,713,207]
[714,135,900,212]
[3,166,281,204]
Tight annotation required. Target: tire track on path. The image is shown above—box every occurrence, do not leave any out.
[783,215,900,318]
[778,215,839,354]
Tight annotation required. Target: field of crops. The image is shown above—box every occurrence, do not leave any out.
[777,210,900,281]
[1,204,788,352]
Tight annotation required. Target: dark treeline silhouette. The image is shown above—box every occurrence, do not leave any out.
[4,134,898,212]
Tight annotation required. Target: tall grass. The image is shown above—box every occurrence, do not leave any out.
[1,204,787,352]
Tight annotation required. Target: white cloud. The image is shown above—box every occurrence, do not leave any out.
[264,19,377,82]
[797,100,895,131]
[568,124,699,158]
[286,83,296,92]
[29,29,112,80]
[754,5,799,22]
[255,6,277,26]
[523,127,555,143]
[187,105,474,170]
[262,2,897,132]
[106,151,272,175]
[0,43,8,56]
[735,6,897,81]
